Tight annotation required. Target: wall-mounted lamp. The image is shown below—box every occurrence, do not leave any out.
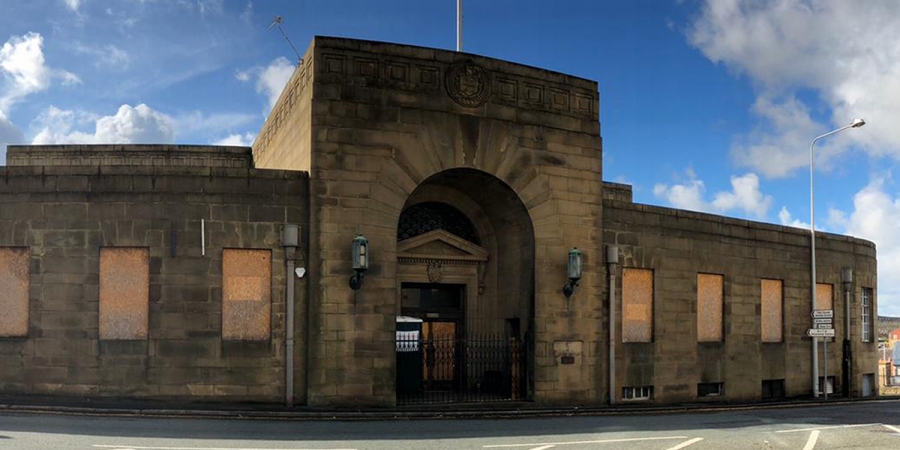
[842,268,853,291]
[349,234,369,290]
[563,247,583,298]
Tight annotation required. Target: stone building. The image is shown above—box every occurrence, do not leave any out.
[0,37,879,407]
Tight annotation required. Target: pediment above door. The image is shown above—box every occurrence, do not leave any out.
[398,229,488,263]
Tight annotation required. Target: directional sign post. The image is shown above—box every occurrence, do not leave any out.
[806,328,835,338]
[810,310,835,399]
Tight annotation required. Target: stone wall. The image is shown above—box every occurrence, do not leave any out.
[0,163,308,401]
[253,44,315,171]
[298,37,604,406]
[7,145,253,168]
[603,198,878,402]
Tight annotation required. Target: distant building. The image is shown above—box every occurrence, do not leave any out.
[890,327,900,342]
[0,37,880,406]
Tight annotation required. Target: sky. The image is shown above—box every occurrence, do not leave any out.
[1,0,899,315]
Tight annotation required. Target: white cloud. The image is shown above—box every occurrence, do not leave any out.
[835,178,900,316]
[197,0,224,16]
[240,1,253,24]
[255,57,294,111]
[711,173,772,218]
[63,0,81,12]
[653,176,707,213]
[731,95,824,178]
[654,170,773,219]
[778,206,809,230]
[0,32,80,111]
[0,110,25,165]
[688,0,900,178]
[213,132,255,146]
[71,42,130,70]
[236,57,295,112]
[32,104,174,145]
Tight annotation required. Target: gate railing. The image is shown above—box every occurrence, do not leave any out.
[396,334,528,405]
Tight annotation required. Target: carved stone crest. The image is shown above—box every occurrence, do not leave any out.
[426,261,444,283]
[445,61,490,108]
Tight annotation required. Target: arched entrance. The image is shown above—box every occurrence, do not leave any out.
[394,168,535,404]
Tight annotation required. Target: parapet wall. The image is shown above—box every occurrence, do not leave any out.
[7,145,253,168]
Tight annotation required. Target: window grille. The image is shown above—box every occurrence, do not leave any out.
[698,382,724,397]
[862,288,873,342]
[622,386,652,401]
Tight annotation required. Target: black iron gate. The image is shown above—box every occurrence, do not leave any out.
[396,333,529,405]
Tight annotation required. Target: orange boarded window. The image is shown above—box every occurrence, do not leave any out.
[697,274,723,342]
[99,248,150,340]
[761,279,783,343]
[0,248,30,337]
[816,283,833,311]
[623,268,653,343]
[222,249,272,341]
[816,283,834,340]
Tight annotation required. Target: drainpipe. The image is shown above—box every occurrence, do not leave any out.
[281,224,299,407]
[842,268,852,397]
[607,245,619,405]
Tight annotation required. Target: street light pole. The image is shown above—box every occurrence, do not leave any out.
[842,268,853,397]
[809,118,866,398]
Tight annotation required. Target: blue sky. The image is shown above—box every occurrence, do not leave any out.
[2,0,900,315]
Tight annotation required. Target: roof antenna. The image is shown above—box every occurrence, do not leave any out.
[268,16,302,66]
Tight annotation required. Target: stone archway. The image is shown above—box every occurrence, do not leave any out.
[394,168,535,404]
[402,169,535,335]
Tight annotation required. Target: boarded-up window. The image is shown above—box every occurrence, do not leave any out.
[0,248,30,337]
[99,248,149,340]
[697,273,723,342]
[222,249,272,340]
[816,283,833,311]
[761,279,783,343]
[623,268,653,343]
[816,283,834,341]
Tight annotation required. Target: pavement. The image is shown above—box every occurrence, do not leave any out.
[3,398,900,450]
[0,393,895,420]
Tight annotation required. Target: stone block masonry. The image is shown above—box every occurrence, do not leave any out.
[604,199,877,403]
[0,159,308,402]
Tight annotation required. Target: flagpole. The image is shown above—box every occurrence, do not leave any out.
[456,0,463,51]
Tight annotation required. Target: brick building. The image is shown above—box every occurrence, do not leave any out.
[0,37,880,406]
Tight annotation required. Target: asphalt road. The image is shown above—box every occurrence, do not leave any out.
[2,400,900,450]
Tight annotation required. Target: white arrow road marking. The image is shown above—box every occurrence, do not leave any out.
[483,436,689,447]
[775,423,880,433]
[884,424,900,434]
[802,430,820,450]
[665,437,704,450]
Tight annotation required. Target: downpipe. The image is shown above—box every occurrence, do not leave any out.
[607,245,618,405]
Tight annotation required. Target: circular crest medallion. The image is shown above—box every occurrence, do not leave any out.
[445,61,490,108]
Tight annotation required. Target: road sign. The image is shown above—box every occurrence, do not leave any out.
[812,309,834,319]
[807,328,835,338]
[813,318,833,324]
[814,323,834,329]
